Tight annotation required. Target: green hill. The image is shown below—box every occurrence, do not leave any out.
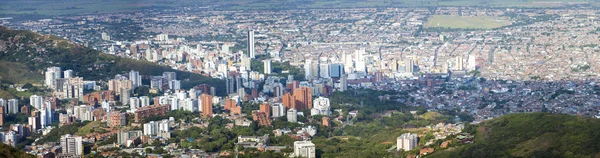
[430,113,600,158]
[0,143,35,158]
[0,26,225,96]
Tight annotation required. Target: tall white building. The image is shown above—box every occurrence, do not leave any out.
[311,97,331,116]
[101,32,110,41]
[73,105,93,121]
[468,55,477,71]
[454,56,464,71]
[271,103,286,117]
[304,60,313,79]
[263,59,272,74]
[287,108,297,123]
[397,133,418,151]
[7,99,18,114]
[294,141,316,158]
[169,80,181,91]
[319,63,330,78]
[60,134,83,156]
[129,97,140,112]
[183,98,198,112]
[140,96,150,107]
[0,98,6,113]
[143,120,170,136]
[5,131,17,146]
[129,70,142,89]
[30,95,43,109]
[247,30,255,59]
[404,58,414,73]
[45,67,61,89]
[63,69,74,79]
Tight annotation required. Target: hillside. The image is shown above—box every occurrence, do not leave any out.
[0,26,225,96]
[429,113,600,158]
[0,143,35,158]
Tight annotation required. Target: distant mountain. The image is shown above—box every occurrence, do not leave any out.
[0,143,35,158]
[0,26,225,95]
[430,113,600,158]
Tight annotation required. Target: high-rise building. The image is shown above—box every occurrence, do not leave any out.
[129,70,142,89]
[150,77,163,90]
[63,69,74,79]
[454,56,464,71]
[7,99,18,114]
[0,106,4,126]
[140,96,150,107]
[271,103,285,117]
[319,63,330,78]
[287,108,297,123]
[45,67,61,89]
[109,112,127,128]
[340,75,348,92]
[168,80,181,91]
[247,30,255,59]
[0,99,6,113]
[129,97,140,112]
[293,87,313,110]
[260,103,271,118]
[468,55,477,71]
[294,141,316,158]
[28,116,39,132]
[263,60,272,74]
[108,79,133,95]
[311,97,331,116]
[60,134,83,156]
[201,94,213,117]
[329,64,344,78]
[120,88,131,105]
[397,133,418,151]
[404,58,414,73]
[304,60,313,79]
[282,93,295,110]
[162,72,177,82]
[30,95,43,109]
[60,77,84,99]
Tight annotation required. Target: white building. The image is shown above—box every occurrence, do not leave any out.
[60,134,83,156]
[311,97,331,116]
[263,60,272,74]
[397,133,418,151]
[144,120,170,136]
[129,97,140,112]
[169,80,181,91]
[7,99,18,114]
[140,96,150,107]
[287,108,297,123]
[293,141,316,158]
[63,69,74,79]
[129,70,142,89]
[45,67,61,89]
[271,103,285,117]
[248,30,255,58]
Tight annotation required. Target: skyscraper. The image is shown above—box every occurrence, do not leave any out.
[304,60,313,79]
[45,67,61,89]
[404,58,414,73]
[7,99,18,114]
[293,87,313,110]
[63,69,74,79]
[201,94,213,117]
[260,103,271,118]
[30,95,43,109]
[129,70,142,89]
[263,59,272,74]
[248,30,255,59]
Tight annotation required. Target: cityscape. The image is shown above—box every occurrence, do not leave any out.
[1,0,600,158]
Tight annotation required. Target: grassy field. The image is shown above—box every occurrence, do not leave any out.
[425,15,511,29]
[0,61,42,84]
[0,0,593,16]
[76,121,108,136]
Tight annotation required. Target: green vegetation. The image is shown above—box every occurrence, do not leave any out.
[0,61,43,84]
[37,121,90,144]
[430,113,600,158]
[76,121,108,136]
[425,15,511,29]
[0,143,35,158]
[0,26,225,96]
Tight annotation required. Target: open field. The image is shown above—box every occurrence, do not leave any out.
[0,61,42,84]
[424,15,512,29]
[0,0,594,16]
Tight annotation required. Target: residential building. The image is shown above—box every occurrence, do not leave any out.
[293,141,316,158]
[397,133,418,151]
